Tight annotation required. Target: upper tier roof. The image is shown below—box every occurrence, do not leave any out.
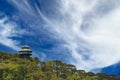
[19,45,32,53]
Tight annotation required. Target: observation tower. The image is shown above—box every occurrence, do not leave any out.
[19,45,32,59]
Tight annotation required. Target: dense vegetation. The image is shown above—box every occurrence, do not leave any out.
[0,52,120,80]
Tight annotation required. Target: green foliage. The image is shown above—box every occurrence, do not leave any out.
[0,52,119,80]
[82,76,98,80]
[67,74,80,80]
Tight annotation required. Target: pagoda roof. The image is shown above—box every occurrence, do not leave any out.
[19,45,32,52]
[22,45,30,49]
[19,49,32,52]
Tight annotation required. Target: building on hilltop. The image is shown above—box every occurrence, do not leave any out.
[19,45,32,59]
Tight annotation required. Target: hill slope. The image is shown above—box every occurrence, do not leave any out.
[0,52,120,80]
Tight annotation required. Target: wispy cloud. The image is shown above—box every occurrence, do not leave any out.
[8,0,120,71]
[0,16,22,50]
[56,0,120,71]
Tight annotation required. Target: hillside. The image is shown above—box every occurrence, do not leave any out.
[0,52,120,80]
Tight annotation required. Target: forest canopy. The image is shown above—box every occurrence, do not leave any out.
[0,51,120,80]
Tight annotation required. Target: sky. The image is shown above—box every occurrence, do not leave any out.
[0,0,120,74]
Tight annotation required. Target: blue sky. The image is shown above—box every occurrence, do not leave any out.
[0,0,120,74]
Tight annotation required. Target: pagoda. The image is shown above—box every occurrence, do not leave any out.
[19,45,32,59]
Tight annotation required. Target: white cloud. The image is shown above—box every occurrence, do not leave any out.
[0,17,21,50]
[86,7,120,69]
[47,0,120,71]
[55,0,120,71]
